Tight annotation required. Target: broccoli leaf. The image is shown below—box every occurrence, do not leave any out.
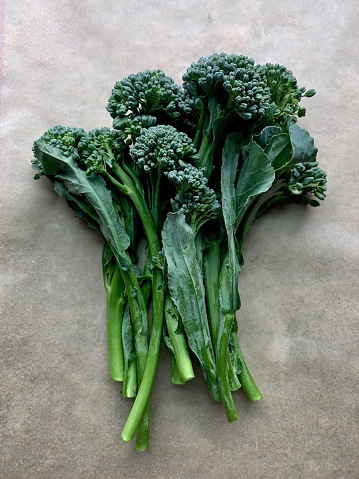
[34,142,131,270]
[235,141,275,228]
[162,212,217,389]
[274,124,318,172]
[53,179,101,232]
[221,132,241,313]
[289,123,318,165]
[264,133,293,170]
[255,126,281,149]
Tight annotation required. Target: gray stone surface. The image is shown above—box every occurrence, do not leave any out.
[1,1,358,478]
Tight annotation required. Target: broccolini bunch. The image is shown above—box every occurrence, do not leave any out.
[32,53,326,451]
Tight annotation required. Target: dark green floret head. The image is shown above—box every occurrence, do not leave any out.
[122,115,158,143]
[32,125,85,178]
[165,161,221,230]
[107,70,185,129]
[130,125,199,172]
[33,125,85,157]
[78,127,126,174]
[182,52,272,121]
[288,161,327,200]
[263,63,316,125]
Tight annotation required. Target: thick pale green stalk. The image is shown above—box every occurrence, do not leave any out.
[217,313,240,421]
[106,261,125,381]
[197,130,217,178]
[230,331,262,401]
[203,243,241,393]
[121,304,137,398]
[203,241,221,353]
[122,359,137,398]
[121,271,164,445]
[171,355,186,385]
[149,169,164,232]
[120,270,150,448]
[164,294,195,383]
[109,163,165,449]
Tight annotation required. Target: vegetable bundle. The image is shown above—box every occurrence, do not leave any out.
[32,53,326,450]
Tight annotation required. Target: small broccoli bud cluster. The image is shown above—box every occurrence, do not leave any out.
[176,91,204,131]
[182,52,272,121]
[34,125,85,157]
[107,70,184,128]
[263,64,315,125]
[78,127,126,174]
[288,162,327,200]
[166,161,221,222]
[130,125,199,172]
[32,126,85,179]
[122,115,158,143]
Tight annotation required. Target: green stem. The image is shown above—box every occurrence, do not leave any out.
[228,183,287,402]
[109,163,165,449]
[121,271,164,446]
[197,130,216,178]
[141,247,153,307]
[193,109,205,150]
[164,294,194,383]
[120,269,150,448]
[121,303,137,398]
[203,240,221,352]
[230,332,262,401]
[227,348,242,392]
[254,193,292,219]
[217,313,239,421]
[122,359,137,398]
[150,169,164,232]
[171,355,186,385]
[237,180,286,248]
[122,161,144,194]
[106,261,126,381]
[196,108,228,178]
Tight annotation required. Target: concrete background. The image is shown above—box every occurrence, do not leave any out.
[1,1,358,478]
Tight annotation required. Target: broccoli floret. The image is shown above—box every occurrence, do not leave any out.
[182,54,318,178]
[130,125,199,172]
[77,127,126,175]
[166,161,221,232]
[34,125,85,156]
[183,52,272,122]
[288,161,327,200]
[130,124,219,232]
[182,53,274,177]
[32,125,85,178]
[107,70,185,129]
[122,115,158,143]
[131,124,219,228]
[263,63,316,126]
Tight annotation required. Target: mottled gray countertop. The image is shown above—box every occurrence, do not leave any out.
[1,1,358,478]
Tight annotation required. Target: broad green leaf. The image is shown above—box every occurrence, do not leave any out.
[264,133,293,170]
[221,132,241,314]
[255,126,281,149]
[289,123,318,165]
[235,141,275,228]
[34,142,131,270]
[256,124,318,173]
[34,142,78,176]
[162,212,217,385]
[221,132,241,228]
[54,180,100,225]
[57,170,131,269]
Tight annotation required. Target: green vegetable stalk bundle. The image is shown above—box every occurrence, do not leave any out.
[32,53,326,450]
